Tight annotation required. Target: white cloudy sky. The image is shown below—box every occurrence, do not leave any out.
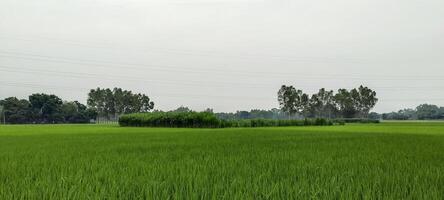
[0,0,443,112]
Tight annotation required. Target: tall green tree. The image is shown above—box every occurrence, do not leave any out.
[0,105,4,123]
[278,85,378,119]
[334,89,357,118]
[353,86,378,117]
[87,87,154,118]
[277,85,308,117]
[87,88,107,116]
[416,104,441,119]
[29,93,63,123]
[60,101,98,123]
[308,88,337,118]
[0,97,32,124]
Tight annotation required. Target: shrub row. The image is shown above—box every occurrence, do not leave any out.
[119,112,220,128]
[333,118,380,124]
[119,112,336,128]
[219,118,333,128]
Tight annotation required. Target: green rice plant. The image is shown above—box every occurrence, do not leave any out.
[1,122,444,199]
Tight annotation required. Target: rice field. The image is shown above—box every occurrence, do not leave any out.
[1,122,444,199]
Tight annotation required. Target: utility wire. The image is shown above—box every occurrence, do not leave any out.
[2,67,444,92]
[0,81,274,101]
[1,51,443,81]
[0,35,369,64]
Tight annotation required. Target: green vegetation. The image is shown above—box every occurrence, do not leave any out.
[0,87,154,124]
[119,112,220,128]
[0,94,97,124]
[119,112,334,128]
[334,118,380,124]
[220,118,333,127]
[278,85,378,119]
[1,122,444,199]
[382,104,444,120]
[87,87,155,118]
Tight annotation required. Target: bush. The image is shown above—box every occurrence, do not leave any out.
[120,112,335,128]
[119,112,221,128]
[333,118,380,124]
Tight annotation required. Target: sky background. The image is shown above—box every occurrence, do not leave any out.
[0,0,443,112]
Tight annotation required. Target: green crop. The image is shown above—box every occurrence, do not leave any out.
[1,122,444,199]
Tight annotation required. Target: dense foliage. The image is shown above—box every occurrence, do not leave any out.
[119,112,220,128]
[87,87,154,119]
[333,118,380,124]
[220,118,333,127]
[382,104,444,120]
[119,112,334,128]
[0,94,97,124]
[0,88,154,124]
[278,85,378,119]
[215,108,294,120]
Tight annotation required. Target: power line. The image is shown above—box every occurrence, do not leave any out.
[0,50,368,78]
[0,65,278,89]
[1,51,444,81]
[1,64,444,92]
[2,67,444,93]
[0,34,370,64]
[0,81,274,101]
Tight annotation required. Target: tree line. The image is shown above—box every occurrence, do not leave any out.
[0,94,97,124]
[0,87,155,124]
[277,85,378,119]
[379,104,444,120]
[0,85,383,124]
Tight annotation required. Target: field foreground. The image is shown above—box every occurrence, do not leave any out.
[1,123,444,199]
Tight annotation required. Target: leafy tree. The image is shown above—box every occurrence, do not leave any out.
[278,85,309,117]
[60,101,97,123]
[113,88,126,115]
[29,93,63,123]
[399,109,417,120]
[0,97,32,124]
[103,88,116,117]
[0,105,4,123]
[87,87,154,118]
[133,93,155,113]
[416,104,441,119]
[368,112,381,120]
[1,94,97,124]
[61,101,78,119]
[87,88,107,117]
[278,85,378,119]
[354,86,378,117]
[308,88,337,118]
[334,89,357,118]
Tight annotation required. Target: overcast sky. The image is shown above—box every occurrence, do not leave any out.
[0,0,443,112]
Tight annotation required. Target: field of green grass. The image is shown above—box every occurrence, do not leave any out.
[1,123,444,199]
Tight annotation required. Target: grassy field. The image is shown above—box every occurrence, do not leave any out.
[1,123,444,199]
